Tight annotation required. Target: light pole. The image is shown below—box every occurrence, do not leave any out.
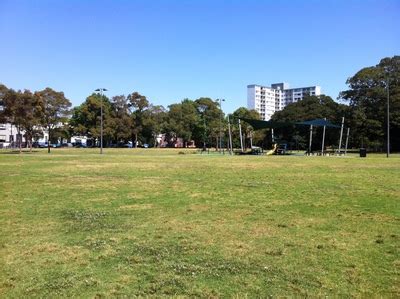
[217,98,225,152]
[386,77,390,158]
[95,88,107,154]
[198,105,207,151]
[383,66,390,158]
[227,115,233,155]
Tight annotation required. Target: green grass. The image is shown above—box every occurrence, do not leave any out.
[0,148,399,297]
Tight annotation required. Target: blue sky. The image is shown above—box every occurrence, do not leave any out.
[0,0,399,113]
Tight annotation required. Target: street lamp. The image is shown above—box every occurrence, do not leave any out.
[386,76,390,158]
[198,105,207,151]
[217,98,225,152]
[383,66,390,158]
[95,88,107,154]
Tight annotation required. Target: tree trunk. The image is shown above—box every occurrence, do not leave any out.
[135,133,138,148]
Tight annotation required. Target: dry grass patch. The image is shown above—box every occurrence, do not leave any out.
[118,204,154,210]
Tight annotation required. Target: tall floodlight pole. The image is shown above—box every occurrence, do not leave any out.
[386,77,390,158]
[217,99,225,152]
[345,127,350,156]
[308,125,313,155]
[10,125,13,148]
[95,88,107,154]
[271,128,275,144]
[239,119,244,152]
[198,105,207,151]
[338,117,345,155]
[321,118,326,155]
[227,115,233,155]
[203,116,206,150]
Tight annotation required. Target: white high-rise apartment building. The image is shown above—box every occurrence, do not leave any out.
[247,83,321,121]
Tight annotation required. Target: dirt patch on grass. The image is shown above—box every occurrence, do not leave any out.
[188,193,205,199]
[126,193,145,200]
[20,242,89,264]
[186,204,210,212]
[250,224,278,237]
[118,204,154,210]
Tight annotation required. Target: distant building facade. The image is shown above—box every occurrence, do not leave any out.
[0,122,49,148]
[247,83,321,120]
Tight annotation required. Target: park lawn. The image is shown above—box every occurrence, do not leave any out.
[0,149,399,297]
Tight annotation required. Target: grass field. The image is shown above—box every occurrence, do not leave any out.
[0,148,399,297]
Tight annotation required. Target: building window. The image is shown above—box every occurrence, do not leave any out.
[0,135,6,142]
[0,124,6,130]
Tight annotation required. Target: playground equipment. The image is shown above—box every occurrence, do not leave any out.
[266,143,278,155]
[265,143,287,155]
[237,117,348,156]
[276,143,287,155]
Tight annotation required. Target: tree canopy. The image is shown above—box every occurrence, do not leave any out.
[35,88,71,152]
[340,55,400,151]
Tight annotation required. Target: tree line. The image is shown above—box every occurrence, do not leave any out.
[69,94,229,148]
[70,94,264,150]
[0,86,71,153]
[0,85,251,151]
[0,56,399,152]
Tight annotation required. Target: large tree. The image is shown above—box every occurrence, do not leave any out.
[0,84,9,123]
[142,104,167,147]
[1,88,43,152]
[35,88,71,153]
[128,92,149,147]
[18,90,43,151]
[69,93,113,146]
[194,98,224,149]
[340,56,400,151]
[1,88,24,151]
[164,99,199,147]
[111,95,132,144]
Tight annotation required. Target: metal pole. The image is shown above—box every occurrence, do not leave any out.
[321,117,326,155]
[239,119,244,152]
[10,124,13,149]
[345,127,350,156]
[95,88,107,154]
[308,125,313,155]
[218,99,225,153]
[387,78,390,158]
[271,128,275,144]
[203,115,206,150]
[100,90,103,155]
[228,115,233,155]
[338,117,344,155]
